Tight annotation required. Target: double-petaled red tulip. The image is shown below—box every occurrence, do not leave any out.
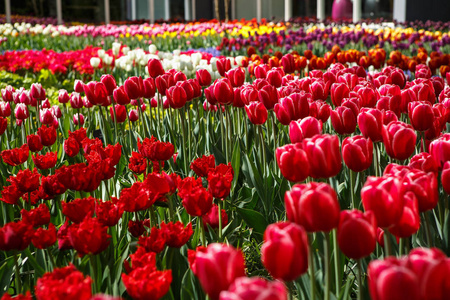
[32,151,57,170]
[261,221,309,281]
[189,243,246,300]
[0,220,34,251]
[382,121,417,161]
[190,155,216,178]
[207,163,234,199]
[342,135,373,172]
[35,264,92,300]
[337,209,377,259]
[302,134,342,179]
[178,177,213,216]
[32,224,57,249]
[68,217,110,257]
[276,143,310,183]
[1,144,29,166]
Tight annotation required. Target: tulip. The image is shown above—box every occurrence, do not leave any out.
[100,74,117,95]
[196,69,212,87]
[1,85,14,102]
[361,176,403,228]
[58,89,70,104]
[128,109,139,122]
[382,121,417,161]
[331,105,357,135]
[342,135,373,172]
[124,76,145,100]
[289,116,322,143]
[274,92,310,125]
[216,58,231,77]
[143,77,156,99]
[73,113,85,126]
[189,243,246,300]
[337,209,377,259]
[109,105,127,123]
[302,134,342,179]
[261,222,309,281]
[30,83,46,100]
[266,68,284,88]
[14,103,29,119]
[225,67,245,87]
[276,143,310,183]
[330,82,350,107]
[357,108,384,142]
[245,101,268,125]
[368,258,421,300]
[113,86,130,105]
[219,277,287,300]
[0,102,11,117]
[429,133,450,170]
[258,85,279,110]
[70,92,83,109]
[83,81,108,106]
[147,58,165,78]
[166,84,187,109]
[213,78,234,105]
[285,182,340,232]
[388,192,420,238]
[408,101,435,131]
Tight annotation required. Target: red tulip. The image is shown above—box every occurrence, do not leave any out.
[58,89,70,104]
[337,209,377,259]
[32,224,57,249]
[245,101,268,125]
[83,81,108,106]
[32,151,57,170]
[331,105,357,135]
[388,192,420,238]
[202,204,228,230]
[225,67,245,87]
[207,163,234,199]
[361,175,403,228]
[276,143,310,183]
[1,144,29,166]
[178,177,213,216]
[196,69,212,87]
[124,76,145,100]
[189,243,246,300]
[216,58,231,77]
[302,134,342,179]
[37,125,57,147]
[382,121,417,161]
[261,221,309,281]
[166,84,188,109]
[429,133,450,170]
[14,103,29,119]
[70,92,83,109]
[109,104,127,123]
[258,85,279,110]
[274,92,310,125]
[342,135,373,172]
[27,134,43,152]
[0,220,33,251]
[147,58,165,78]
[368,258,420,300]
[219,276,287,300]
[68,217,110,257]
[357,108,384,142]
[100,74,117,95]
[408,101,435,131]
[161,221,193,248]
[35,264,92,300]
[213,78,234,105]
[330,82,350,107]
[122,265,172,300]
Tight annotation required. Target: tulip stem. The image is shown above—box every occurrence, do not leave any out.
[110,99,118,141]
[258,125,266,177]
[308,234,316,300]
[89,254,99,294]
[13,252,21,294]
[357,259,363,300]
[423,212,433,247]
[350,169,356,209]
[333,230,341,297]
[324,232,330,300]
[383,229,391,256]
[374,143,380,177]
[179,109,187,174]
[198,217,206,246]
[218,200,223,242]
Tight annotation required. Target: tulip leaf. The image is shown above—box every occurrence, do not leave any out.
[0,257,14,294]
[230,140,241,191]
[443,212,450,256]
[236,207,268,236]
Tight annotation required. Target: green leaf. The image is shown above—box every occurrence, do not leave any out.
[236,207,268,236]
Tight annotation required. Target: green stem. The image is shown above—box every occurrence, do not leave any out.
[324,232,330,300]
[308,234,316,300]
[350,169,356,209]
[89,255,98,294]
[258,125,266,177]
[14,252,21,294]
[218,200,223,241]
[357,259,363,300]
[179,109,187,174]
[199,217,207,246]
[423,212,433,247]
[383,229,392,256]
[333,230,341,297]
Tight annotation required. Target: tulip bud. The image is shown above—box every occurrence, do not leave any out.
[30,83,46,100]
[285,182,340,232]
[58,89,70,104]
[196,69,212,87]
[100,74,117,96]
[213,78,234,105]
[147,58,165,78]
[70,92,83,109]
[338,209,377,259]
[342,135,373,172]
[15,103,29,119]
[261,221,309,281]
[74,80,85,93]
[408,101,435,132]
[73,113,85,126]
[1,85,15,102]
[276,143,310,183]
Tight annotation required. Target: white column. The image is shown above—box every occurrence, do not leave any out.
[231,0,235,20]
[393,0,407,22]
[105,0,110,24]
[256,0,262,22]
[149,0,155,23]
[5,0,11,23]
[192,0,196,20]
[56,0,63,24]
[165,0,170,20]
[317,0,325,21]
[284,0,292,21]
[184,0,190,20]
[131,0,137,20]
[353,0,361,23]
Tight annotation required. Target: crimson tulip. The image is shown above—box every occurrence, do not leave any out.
[276,143,310,183]
[342,135,373,172]
[382,121,416,161]
[302,134,342,179]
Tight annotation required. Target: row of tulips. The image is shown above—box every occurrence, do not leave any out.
[0,49,450,300]
[2,19,450,57]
